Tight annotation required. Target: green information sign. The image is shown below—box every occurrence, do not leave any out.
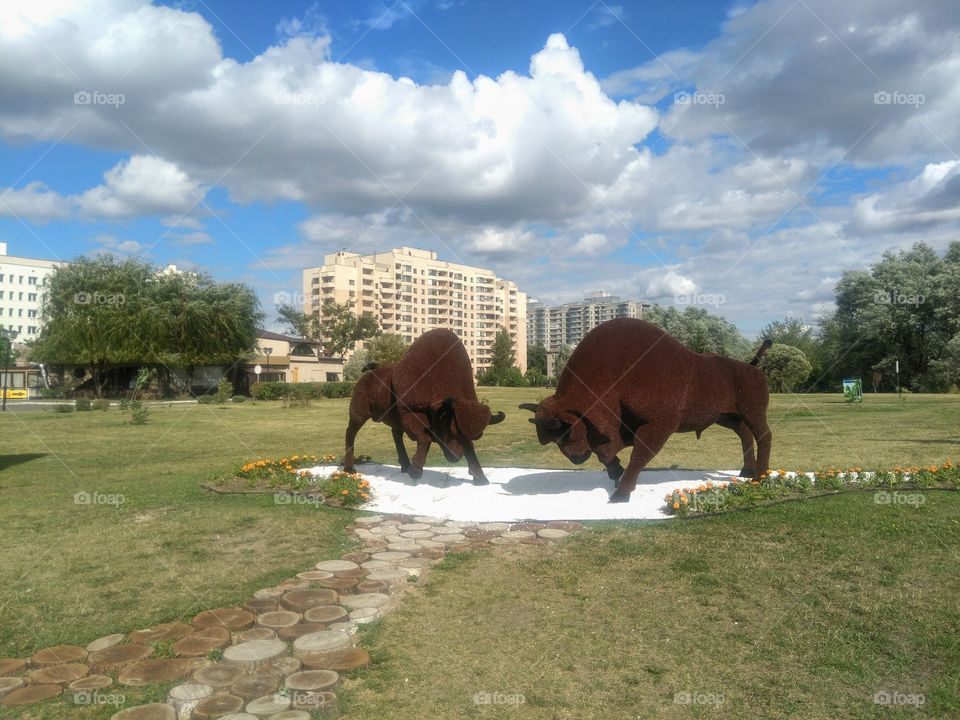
[842,378,863,403]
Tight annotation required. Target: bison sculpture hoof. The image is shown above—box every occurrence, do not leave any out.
[608,490,632,503]
[408,467,423,481]
[471,476,489,486]
[740,467,757,478]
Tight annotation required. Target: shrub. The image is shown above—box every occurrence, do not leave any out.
[283,384,312,408]
[91,399,110,411]
[231,395,247,403]
[321,381,354,398]
[252,381,286,401]
[196,395,215,405]
[75,398,92,411]
[130,400,149,425]
[52,404,74,413]
[214,377,233,406]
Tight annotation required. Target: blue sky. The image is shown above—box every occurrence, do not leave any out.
[2,0,959,336]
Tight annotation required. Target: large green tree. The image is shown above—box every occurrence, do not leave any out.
[318,302,380,359]
[757,316,825,389]
[643,305,752,358]
[276,303,321,341]
[826,242,960,391]
[525,343,548,386]
[32,256,262,397]
[758,343,813,392]
[366,333,409,365]
[478,327,525,386]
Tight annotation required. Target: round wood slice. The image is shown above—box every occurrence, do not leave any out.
[478,522,511,532]
[221,639,288,673]
[444,520,476,529]
[0,677,24,699]
[194,693,245,717]
[364,568,408,583]
[433,534,467,544]
[340,593,389,610]
[278,623,329,642]
[0,659,26,676]
[1,684,62,707]
[415,538,444,548]
[117,658,210,686]
[545,520,583,531]
[317,578,358,594]
[244,597,281,614]
[340,551,369,563]
[246,693,291,715]
[30,644,87,667]
[285,669,339,692]
[69,674,113,691]
[279,578,311,590]
[416,548,446,560]
[270,711,312,720]
[370,550,410,561]
[86,634,125,653]
[332,567,369,579]
[193,608,255,632]
[296,571,333,582]
[360,559,391,570]
[172,626,231,656]
[399,529,434,539]
[500,530,535,540]
[303,606,348,625]
[230,672,280,699]
[128,622,193,645]
[539,526,572,538]
[256,610,302,629]
[352,515,383,525]
[88,644,154,671]
[281,589,339,612]
[28,662,89,685]
[356,579,388,593]
[236,627,276,642]
[193,662,246,689]
[397,523,431,532]
[110,702,177,720]
[511,522,546,532]
[253,587,284,599]
[397,557,432,571]
[349,607,379,624]
[292,631,351,661]
[167,682,213,718]
[314,560,359,573]
[291,690,339,716]
[299,648,370,671]
[387,542,421,553]
[260,656,301,678]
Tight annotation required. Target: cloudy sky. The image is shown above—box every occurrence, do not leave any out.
[2,0,959,335]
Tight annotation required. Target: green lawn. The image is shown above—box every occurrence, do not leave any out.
[1,390,957,719]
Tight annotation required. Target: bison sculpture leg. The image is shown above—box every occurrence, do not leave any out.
[399,410,433,482]
[343,414,368,473]
[717,416,758,477]
[392,426,411,473]
[742,413,772,477]
[610,422,676,503]
[462,440,489,486]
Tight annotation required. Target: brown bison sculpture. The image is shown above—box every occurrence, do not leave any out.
[343,329,506,484]
[520,318,772,503]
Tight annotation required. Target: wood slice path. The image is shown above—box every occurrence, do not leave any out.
[1,510,580,716]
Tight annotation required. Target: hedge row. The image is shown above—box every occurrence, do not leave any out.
[251,381,355,400]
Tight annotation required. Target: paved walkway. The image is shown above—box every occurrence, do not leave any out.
[0,513,581,717]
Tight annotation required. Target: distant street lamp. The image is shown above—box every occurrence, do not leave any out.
[264,347,273,380]
[1,328,19,412]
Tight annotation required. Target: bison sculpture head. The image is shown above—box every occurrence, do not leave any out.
[428,396,506,461]
[519,398,596,465]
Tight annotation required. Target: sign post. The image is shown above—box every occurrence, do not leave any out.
[895,359,900,401]
[253,364,262,405]
[842,378,863,404]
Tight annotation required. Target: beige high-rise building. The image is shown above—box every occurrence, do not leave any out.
[302,247,527,374]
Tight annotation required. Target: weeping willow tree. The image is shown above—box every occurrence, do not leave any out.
[32,256,262,397]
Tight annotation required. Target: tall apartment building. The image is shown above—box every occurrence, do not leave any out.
[303,247,527,373]
[527,291,651,351]
[0,242,66,341]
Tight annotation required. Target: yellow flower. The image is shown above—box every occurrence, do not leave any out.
[672,502,680,510]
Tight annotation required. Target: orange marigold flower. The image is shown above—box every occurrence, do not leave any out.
[672,502,680,510]
[341,489,349,495]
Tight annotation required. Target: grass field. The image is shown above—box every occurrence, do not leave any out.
[1,390,958,718]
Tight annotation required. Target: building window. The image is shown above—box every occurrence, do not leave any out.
[28,293,37,302]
